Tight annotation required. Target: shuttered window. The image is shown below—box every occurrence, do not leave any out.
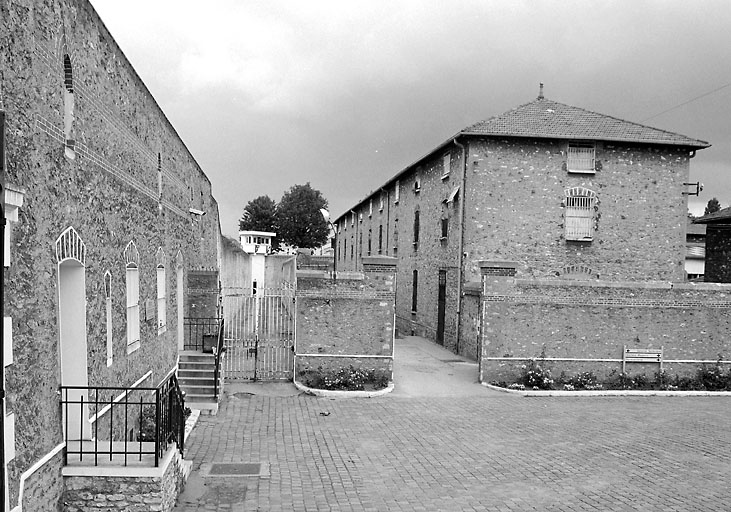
[564,187,597,241]
[567,143,595,173]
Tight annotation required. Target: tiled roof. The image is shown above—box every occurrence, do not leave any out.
[694,207,731,224]
[462,98,710,148]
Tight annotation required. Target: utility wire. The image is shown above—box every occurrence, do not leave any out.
[641,82,731,122]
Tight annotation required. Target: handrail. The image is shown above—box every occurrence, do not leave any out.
[213,318,226,399]
[59,372,185,467]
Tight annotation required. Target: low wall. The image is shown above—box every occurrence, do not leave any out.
[295,257,396,380]
[480,277,731,383]
[62,446,188,512]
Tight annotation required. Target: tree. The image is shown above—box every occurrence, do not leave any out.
[276,183,329,249]
[239,195,277,231]
[705,197,721,216]
[239,195,279,251]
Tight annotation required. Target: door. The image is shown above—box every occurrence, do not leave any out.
[436,270,446,345]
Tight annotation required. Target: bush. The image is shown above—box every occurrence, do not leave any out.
[298,365,390,391]
[517,355,554,390]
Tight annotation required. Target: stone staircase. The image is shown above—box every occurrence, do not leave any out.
[178,351,220,415]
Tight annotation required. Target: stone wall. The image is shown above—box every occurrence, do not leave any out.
[2,0,220,509]
[480,276,731,383]
[294,257,396,378]
[63,446,188,512]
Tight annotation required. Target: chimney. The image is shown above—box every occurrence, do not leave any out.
[538,82,544,100]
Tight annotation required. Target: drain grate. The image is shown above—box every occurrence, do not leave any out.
[209,463,261,476]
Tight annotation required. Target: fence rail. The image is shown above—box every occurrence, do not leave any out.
[60,373,185,467]
[183,317,220,351]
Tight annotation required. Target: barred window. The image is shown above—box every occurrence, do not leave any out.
[567,143,595,173]
[124,241,140,353]
[564,187,597,241]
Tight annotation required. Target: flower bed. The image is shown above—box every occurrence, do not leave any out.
[491,353,731,392]
[297,365,391,391]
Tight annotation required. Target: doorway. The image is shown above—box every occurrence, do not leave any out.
[436,270,446,345]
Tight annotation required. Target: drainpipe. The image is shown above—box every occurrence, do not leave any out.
[453,137,467,355]
[1,109,6,512]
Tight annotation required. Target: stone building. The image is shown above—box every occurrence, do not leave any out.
[334,89,712,361]
[2,1,222,510]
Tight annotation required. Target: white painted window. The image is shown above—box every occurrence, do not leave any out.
[125,241,140,353]
[369,199,373,217]
[564,187,597,241]
[104,271,112,366]
[379,194,384,212]
[414,178,421,193]
[395,181,400,203]
[567,143,595,173]
[156,248,167,335]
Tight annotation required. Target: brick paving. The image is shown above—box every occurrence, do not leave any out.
[175,338,731,511]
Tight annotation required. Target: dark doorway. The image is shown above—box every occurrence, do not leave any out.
[436,270,446,345]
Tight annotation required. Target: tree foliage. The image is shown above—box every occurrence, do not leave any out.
[239,195,277,232]
[276,183,329,249]
[705,197,721,216]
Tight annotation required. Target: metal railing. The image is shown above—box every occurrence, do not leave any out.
[213,318,226,398]
[183,316,220,351]
[60,373,185,467]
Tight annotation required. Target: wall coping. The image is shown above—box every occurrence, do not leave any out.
[362,255,398,267]
[61,443,182,478]
[505,279,731,291]
[296,270,365,281]
[479,260,520,269]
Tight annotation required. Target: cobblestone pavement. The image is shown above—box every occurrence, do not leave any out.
[175,338,731,511]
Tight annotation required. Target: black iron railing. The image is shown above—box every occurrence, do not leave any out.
[183,316,220,351]
[60,373,185,467]
[212,318,226,399]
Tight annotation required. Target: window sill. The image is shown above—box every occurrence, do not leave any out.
[127,340,140,354]
[158,325,167,336]
[106,357,113,368]
[439,236,448,241]
[567,169,596,175]
[411,310,417,315]
[441,174,450,180]
[566,237,594,243]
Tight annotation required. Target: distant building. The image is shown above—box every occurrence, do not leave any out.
[334,89,710,357]
[694,207,731,283]
[239,230,276,294]
[685,217,706,280]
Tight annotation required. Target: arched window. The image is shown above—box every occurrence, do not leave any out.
[124,241,140,353]
[564,187,598,242]
[63,54,75,159]
[156,248,167,335]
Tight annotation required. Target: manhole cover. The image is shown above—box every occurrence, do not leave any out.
[209,463,261,476]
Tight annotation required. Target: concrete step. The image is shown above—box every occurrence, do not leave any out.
[179,351,216,363]
[179,361,216,370]
[178,376,215,386]
[177,369,215,379]
[181,385,216,396]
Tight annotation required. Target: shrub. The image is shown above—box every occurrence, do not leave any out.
[298,365,390,391]
[517,355,554,390]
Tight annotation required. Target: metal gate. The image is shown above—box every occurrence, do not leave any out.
[221,284,296,380]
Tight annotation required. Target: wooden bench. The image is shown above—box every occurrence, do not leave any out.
[622,346,663,373]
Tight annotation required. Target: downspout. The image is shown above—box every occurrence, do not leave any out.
[453,137,467,354]
[1,109,6,512]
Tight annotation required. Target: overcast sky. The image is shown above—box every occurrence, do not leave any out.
[89,0,731,237]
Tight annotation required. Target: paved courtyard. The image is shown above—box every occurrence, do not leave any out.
[175,337,731,511]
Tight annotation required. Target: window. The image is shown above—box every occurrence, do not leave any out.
[393,219,399,253]
[367,229,372,256]
[413,210,420,249]
[350,236,354,260]
[359,231,363,256]
[567,143,595,173]
[125,241,140,353]
[411,270,418,313]
[442,153,451,179]
[359,212,363,223]
[156,248,167,335]
[343,238,347,261]
[564,187,597,241]
[63,54,75,159]
[441,218,449,240]
[351,212,356,226]
[395,181,400,203]
[379,194,384,212]
[369,199,373,217]
[414,178,421,193]
[378,225,383,254]
[104,271,112,367]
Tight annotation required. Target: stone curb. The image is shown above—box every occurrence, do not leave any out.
[293,380,395,398]
[482,383,731,397]
[184,409,201,442]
